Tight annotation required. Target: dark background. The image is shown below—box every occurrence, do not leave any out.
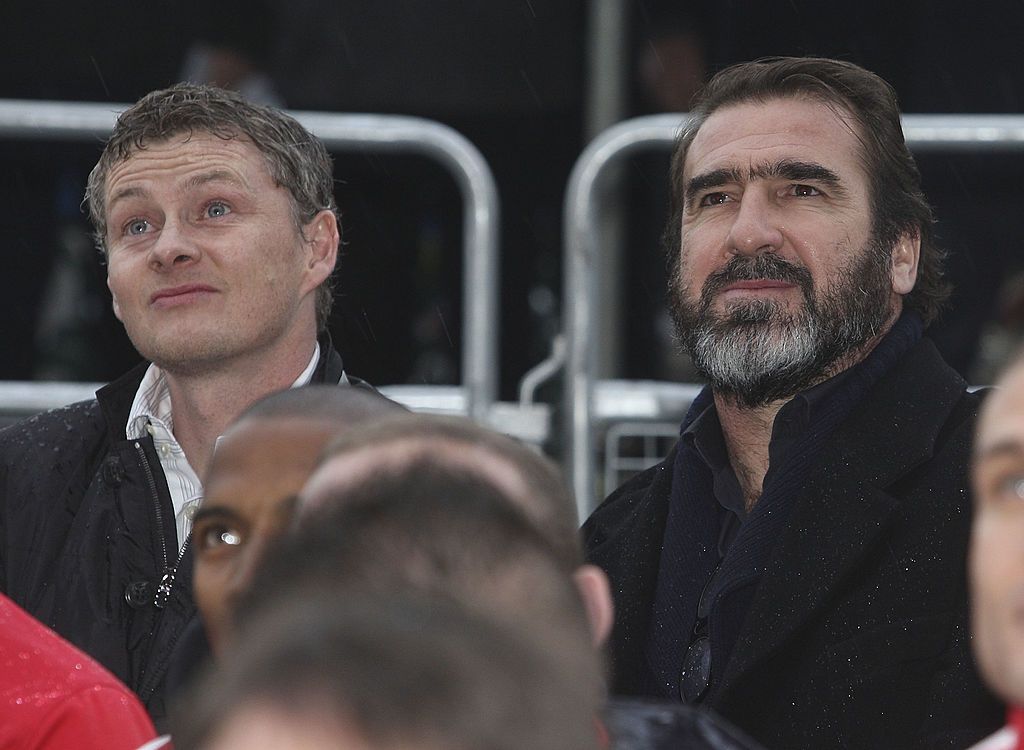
[2,1,1023,394]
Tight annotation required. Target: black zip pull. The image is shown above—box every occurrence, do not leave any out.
[154,568,175,609]
[154,534,192,609]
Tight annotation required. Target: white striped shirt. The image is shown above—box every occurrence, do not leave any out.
[126,344,320,551]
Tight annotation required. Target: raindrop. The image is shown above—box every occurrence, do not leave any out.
[435,306,454,349]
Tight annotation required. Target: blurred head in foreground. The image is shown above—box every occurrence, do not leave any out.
[246,461,602,657]
[174,596,601,750]
[971,354,1024,707]
[194,384,402,654]
[297,414,614,644]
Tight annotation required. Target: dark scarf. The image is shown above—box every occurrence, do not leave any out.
[643,312,924,700]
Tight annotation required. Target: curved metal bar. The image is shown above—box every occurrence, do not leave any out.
[565,112,1024,517]
[563,114,684,518]
[0,100,500,421]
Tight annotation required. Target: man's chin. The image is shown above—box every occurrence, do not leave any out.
[705,316,806,344]
[133,336,234,375]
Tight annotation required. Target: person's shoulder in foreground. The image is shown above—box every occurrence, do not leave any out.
[0,591,157,750]
[584,55,1002,749]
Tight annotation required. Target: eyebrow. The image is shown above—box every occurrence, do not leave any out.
[183,169,249,193]
[106,169,249,213]
[107,185,148,211]
[973,439,1024,463]
[192,505,243,527]
[685,159,846,209]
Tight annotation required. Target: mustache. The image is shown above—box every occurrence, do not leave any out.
[700,254,813,304]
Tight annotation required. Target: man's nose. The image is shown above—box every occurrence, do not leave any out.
[230,537,270,603]
[148,220,200,269]
[725,191,784,256]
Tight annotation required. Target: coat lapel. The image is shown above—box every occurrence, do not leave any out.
[712,339,968,703]
[587,448,675,695]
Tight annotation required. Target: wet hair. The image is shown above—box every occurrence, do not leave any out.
[666,56,950,324]
[85,83,339,330]
[174,596,601,750]
[315,414,583,569]
[243,461,593,644]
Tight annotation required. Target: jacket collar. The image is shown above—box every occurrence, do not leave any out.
[590,336,969,699]
[588,447,676,695]
[711,337,969,703]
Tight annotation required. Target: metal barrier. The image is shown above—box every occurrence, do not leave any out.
[565,112,1024,518]
[0,99,500,422]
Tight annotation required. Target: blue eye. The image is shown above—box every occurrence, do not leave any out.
[206,202,230,218]
[126,219,149,236]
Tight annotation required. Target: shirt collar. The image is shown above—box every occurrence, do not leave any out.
[126,342,321,440]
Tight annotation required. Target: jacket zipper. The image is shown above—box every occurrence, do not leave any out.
[134,441,183,609]
[154,534,191,609]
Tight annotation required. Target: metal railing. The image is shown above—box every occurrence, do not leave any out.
[0,100,500,422]
[564,113,1024,518]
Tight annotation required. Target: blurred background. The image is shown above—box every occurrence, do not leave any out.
[2,0,1024,401]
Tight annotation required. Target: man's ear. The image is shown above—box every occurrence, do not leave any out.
[301,210,339,291]
[891,230,920,296]
[573,564,615,648]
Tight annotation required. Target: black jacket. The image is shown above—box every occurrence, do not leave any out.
[603,698,765,749]
[0,337,355,728]
[584,339,1003,749]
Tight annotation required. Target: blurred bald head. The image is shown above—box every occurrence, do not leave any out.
[299,414,582,568]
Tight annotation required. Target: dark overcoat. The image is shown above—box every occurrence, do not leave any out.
[584,339,1003,749]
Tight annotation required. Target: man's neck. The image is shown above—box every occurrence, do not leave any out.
[161,336,318,479]
[714,397,778,512]
[713,314,897,510]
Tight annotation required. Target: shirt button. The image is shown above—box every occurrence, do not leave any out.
[160,444,172,458]
[184,504,199,521]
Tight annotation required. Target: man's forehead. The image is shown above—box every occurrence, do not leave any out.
[684,96,861,179]
[220,417,336,457]
[105,131,264,188]
[977,365,1024,455]
[208,419,332,484]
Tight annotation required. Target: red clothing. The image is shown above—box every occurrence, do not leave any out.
[967,709,1024,750]
[1011,708,1024,750]
[0,592,158,749]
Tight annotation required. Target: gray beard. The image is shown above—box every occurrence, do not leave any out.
[670,242,895,408]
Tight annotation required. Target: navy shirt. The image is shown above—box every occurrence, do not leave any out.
[683,363,858,557]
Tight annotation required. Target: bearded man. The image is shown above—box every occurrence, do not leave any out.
[583,57,1003,749]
